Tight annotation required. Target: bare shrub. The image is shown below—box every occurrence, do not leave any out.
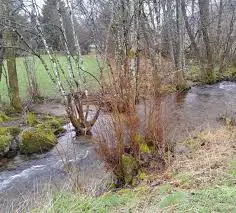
[102,55,176,113]
[94,97,168,186]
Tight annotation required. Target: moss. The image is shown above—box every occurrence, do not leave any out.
[203,72,216,84]
[36,117,65,135]
[0,127,21,137]
[26,112,39,126]
[139,143,151,154]
[0,112,10,123]
[7,127,21,137]
[221,67,236,81]
[134,134,145,144]
[134,134,151,154]
[121,154,138,185]
[137,171,148,180]
[19,127,57,154]
[46,118,64,132]
[0,127,9,135]
[0,135,13,153]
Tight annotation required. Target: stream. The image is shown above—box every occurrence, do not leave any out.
[0,81,236,211]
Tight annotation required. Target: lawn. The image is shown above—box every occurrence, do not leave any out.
[0,54,100,104]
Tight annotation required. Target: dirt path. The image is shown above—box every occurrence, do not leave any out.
[31,103,66,116]
[31,103,98,117]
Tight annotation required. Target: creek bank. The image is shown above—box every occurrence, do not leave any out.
[0,81,236,212]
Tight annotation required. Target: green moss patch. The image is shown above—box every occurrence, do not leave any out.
[218,66,236,81]
[7,127,21,137]
[0,112,10,123]
[0,135,13,153]
[19,128,57,154]
[0,127,9,136]
[37,117,64,134]
[134,134,151,154]
[0,127,21,137]
[26,112,65,135]
[121,154,138,185]
[26,112,39,126]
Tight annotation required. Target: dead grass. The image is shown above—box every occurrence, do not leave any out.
[172,126,236,187]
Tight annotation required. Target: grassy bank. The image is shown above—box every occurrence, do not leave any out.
[186,64,236,83]
[38,185,236,213]
[1,54,235,105]
[34,126,236,213]
[0,54,100,104]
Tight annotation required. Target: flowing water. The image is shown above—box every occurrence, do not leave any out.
[0,81,236,211]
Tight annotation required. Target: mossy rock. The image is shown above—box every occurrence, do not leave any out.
[0,135,13,156]
[36,118,65,135]
[0,127,21,137]
[26,113,65,135]
[0,112,10,123]
[26,112,39,127]
[121,154,139,185]
[19,127,57,154]
[0,127,9,136]
[0,127,21,158]
[7,127,21,137]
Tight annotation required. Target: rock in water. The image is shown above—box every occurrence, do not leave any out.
[19,127,57,154]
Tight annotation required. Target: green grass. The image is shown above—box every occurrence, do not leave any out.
[0,54,100,103]
[35,189,137,213]
[37,184,236,213]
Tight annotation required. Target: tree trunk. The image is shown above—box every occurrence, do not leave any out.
[215,0,223,61]
[0,31,3,102]
[181,0,201,61]
[175,0,187,90]
[0,2,4,102]
[218,4,235,73]
[198,0,215,83]
[66,93,100,136]
[4,29,22,112]
[24,56,40,101]
[2,0,22,112]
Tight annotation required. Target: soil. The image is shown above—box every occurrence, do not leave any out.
[30,103,98,117]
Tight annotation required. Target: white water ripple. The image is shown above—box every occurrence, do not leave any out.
[0,165,46,191]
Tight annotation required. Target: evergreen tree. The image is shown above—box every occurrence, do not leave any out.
[41,0,76,52]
